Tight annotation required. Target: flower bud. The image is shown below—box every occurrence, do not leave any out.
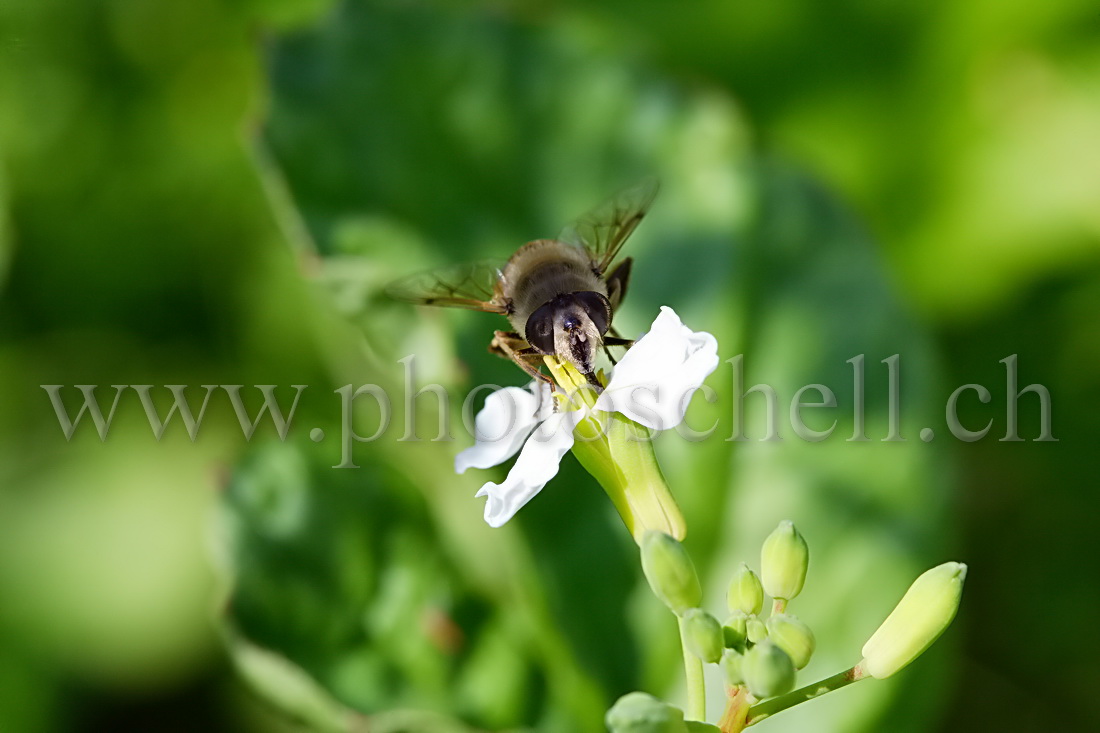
[746,617,768,644]
[726,563,764,615]
[685,721,721,732]
[682,609,723,663]
[719,648,744,686]
[722,611,748,649]
[861,562,967,679]
[760,520,809,601]
[742,640,795,699]
[766,614,815,670]
[640,531,701,615]
[606,691,687,733]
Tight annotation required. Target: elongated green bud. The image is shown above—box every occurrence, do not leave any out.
[640,531,701,615]
[722,611,748,648]
[727,563,764,615]
[606,691,687,733]
[766,614,816,670]
[861,562,967,679]
[746,617,768,644]
[760,521,809,601]
[742,640,795,699]
[720,648,744,686]
[682,609,723,663]
[685,721,721,732]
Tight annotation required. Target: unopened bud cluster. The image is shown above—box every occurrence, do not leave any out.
[715,521,815,699]
[619,524,967,730]
[639,523,815,701]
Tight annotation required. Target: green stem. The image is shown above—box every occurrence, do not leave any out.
[678,615,706,721]
[743,663,867,726]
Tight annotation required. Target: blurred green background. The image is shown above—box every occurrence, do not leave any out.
[1,0,1097,731]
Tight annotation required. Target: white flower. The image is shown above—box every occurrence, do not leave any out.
[454,382,554,474]
[456,382,585,527]
[595,306,719,430]
[456,306,718,527]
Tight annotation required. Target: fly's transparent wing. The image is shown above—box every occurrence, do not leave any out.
[385,260,508,313]
[559,177,659,275]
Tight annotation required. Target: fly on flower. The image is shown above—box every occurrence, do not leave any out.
[386,179,658,390]
[455,306,718,532]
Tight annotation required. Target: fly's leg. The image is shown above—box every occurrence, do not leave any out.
[603,257,634,365]
[489,330,555,391]
[605,257,633,311]
[602,334,634,365]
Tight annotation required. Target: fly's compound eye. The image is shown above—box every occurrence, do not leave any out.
[573,291,611,335]
[525,302,557,354]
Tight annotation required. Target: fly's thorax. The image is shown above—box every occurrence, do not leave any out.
[502,239,606,330]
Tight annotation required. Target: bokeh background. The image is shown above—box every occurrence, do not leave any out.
[1,0,1097,731]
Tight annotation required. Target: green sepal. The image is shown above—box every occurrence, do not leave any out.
[760,520,809,602]
[682,608,724,663]
[606,691,688,733]
[766,614,815,670]
[722,611,748,649]
[640,531,702,615]
[742,640,796,699]
[746,617,768,644]
[860,562,967,679]
[719,648,744,686]
[727,562,764,615]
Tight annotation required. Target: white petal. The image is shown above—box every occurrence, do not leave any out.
[529,379,556,421]
[595,306,719,430]
[475,407,584,527]
[455,382,551,473]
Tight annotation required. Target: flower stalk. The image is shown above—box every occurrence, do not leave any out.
[740,664,867,728]
[679,614,707,721]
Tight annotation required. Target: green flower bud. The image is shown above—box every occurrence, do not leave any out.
[606,691,687,733]
[861,562,967,679]
[766,614,816,670]
[722,611,748,649]
[682,608,723,663]
[746,617,768,644]
[641,531,702,615]
[719,648,744,686]
[685,722,721,732]
[742,640,796,699]
[727,563,764,615]
[760,520,809,601]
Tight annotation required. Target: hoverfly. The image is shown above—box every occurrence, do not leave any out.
[386,179,658,391]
